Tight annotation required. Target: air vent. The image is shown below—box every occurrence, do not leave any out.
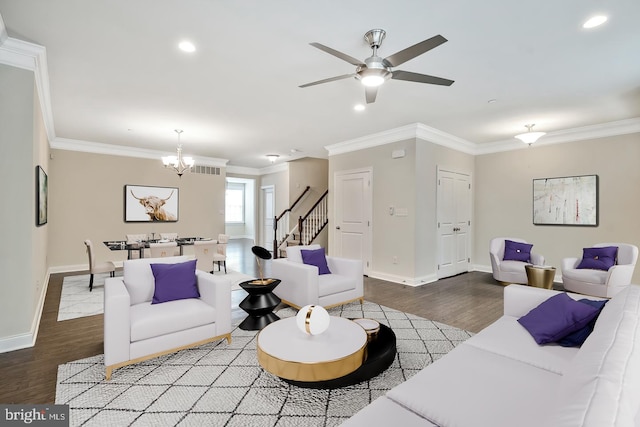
[193,165,221,176]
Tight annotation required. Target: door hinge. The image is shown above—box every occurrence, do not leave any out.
[468,220,471,226]
[367,261,370,267]
[468,183,471,190]
[438,222,440,228]
[437,264,440,270]
[368,220,370,226]
[468,258,470,263]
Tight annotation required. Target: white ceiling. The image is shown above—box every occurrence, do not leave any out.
[1,0,639,169]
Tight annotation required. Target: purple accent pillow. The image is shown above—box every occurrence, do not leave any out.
[503,240,533,262]
[557,299,608,347]
[576,246,618,271]
[150,259,199,304]
[301,248,331,275]
[517,293,600,345]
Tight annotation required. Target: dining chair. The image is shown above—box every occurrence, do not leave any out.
[149,242,178,258]
[213,234,229,273]
[159,233,178,241]
[84,239,116,291]
[193,240,216,273]
[125,233,148,258]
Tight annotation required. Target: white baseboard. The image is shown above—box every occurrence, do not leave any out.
[367,270,439,287]
[0,268,50,354]
[49,261,124,274]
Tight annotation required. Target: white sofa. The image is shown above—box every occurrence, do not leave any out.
[271,244,363,309]
[343,284,640,427]
[103,256,232,380]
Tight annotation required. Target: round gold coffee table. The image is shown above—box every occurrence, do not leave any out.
[257,316,367,382]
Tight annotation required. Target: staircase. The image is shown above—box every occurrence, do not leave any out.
[273,188,328,258]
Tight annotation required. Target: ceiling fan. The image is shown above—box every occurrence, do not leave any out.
[299,29,454,104]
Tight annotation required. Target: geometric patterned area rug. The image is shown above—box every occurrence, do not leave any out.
[58,270,254,322]
[55,301,472,426]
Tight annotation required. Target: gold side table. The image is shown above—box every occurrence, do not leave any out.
[525,265,556,289]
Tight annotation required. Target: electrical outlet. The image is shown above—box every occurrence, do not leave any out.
[392,256,398,264]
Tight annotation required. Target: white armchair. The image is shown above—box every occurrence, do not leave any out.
[489,237,545,285]
[103,256,232,380]
[271,244,364,309]
[561,243,639,298]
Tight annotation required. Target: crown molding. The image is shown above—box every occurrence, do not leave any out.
[0,13,7,46]
[0,33,56,142]
[474,117,640,155]
[325,123,476,156]
[51,137,229,168]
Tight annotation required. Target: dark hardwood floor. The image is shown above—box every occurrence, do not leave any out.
[0,239,505,404]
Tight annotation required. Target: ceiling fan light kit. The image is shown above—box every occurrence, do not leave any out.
[300,29,454,104]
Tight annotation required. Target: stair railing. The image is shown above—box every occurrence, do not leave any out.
[298,189,329,246]
[273,186,310,257]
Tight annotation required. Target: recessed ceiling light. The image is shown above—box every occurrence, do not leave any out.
[583,15,608,29]
[354,104,365,111]
[178,41,196,53]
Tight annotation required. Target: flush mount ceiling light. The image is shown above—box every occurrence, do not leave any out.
[354,104,365,111]
[266,154,279,163]
[178,41,196,52]
[583,15,608,29]
[515,124,546,146]
[162,129,195,177]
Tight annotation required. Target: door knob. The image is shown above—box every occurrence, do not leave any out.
[336,226,341,230]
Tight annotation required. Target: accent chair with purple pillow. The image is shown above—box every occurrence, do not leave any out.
[562,242,638,298]
[103,256,232,380]
[301,248,332,275]
[489,237,545,285]
[272,244,364,310]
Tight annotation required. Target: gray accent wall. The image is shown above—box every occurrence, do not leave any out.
[474,133,640,283]
[0,64,49,350]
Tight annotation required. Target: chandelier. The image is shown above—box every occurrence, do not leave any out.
[162,129,194,177]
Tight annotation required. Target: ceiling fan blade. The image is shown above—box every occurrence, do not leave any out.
[299,73,356,88]
[391,70,454,86]
[383,34,448,67]
[310,42,365,66]
[365,86,378,104]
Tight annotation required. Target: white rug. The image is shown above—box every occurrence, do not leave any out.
[58,270,254,322]
[56,301,473,426]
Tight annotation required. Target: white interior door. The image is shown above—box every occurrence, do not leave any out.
[334,169,372,275]
[437,169,471,279]
[262,186,274,249]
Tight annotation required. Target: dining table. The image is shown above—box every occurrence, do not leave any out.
[103,237,214,259]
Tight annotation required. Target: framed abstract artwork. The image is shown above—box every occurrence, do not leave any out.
[533,175,598,226]
[36,165,48,226]
[124,185,179,222]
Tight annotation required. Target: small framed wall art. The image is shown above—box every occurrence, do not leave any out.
[125,185,179,222]
[36,165,48,226]
[532,174,598,226]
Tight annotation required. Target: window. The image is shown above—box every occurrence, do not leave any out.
[225,182,245,223]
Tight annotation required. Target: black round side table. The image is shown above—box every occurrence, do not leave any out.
[238,279,282,331]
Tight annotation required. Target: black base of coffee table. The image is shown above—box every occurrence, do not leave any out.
[283,323,396,389]
[238,279,281,331]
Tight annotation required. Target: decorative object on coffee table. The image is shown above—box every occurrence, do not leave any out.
[250,245,276,285]
[296,304,331,335]
[238,279,281,330]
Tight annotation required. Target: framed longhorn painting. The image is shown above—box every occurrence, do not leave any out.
[124,185,179,222]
